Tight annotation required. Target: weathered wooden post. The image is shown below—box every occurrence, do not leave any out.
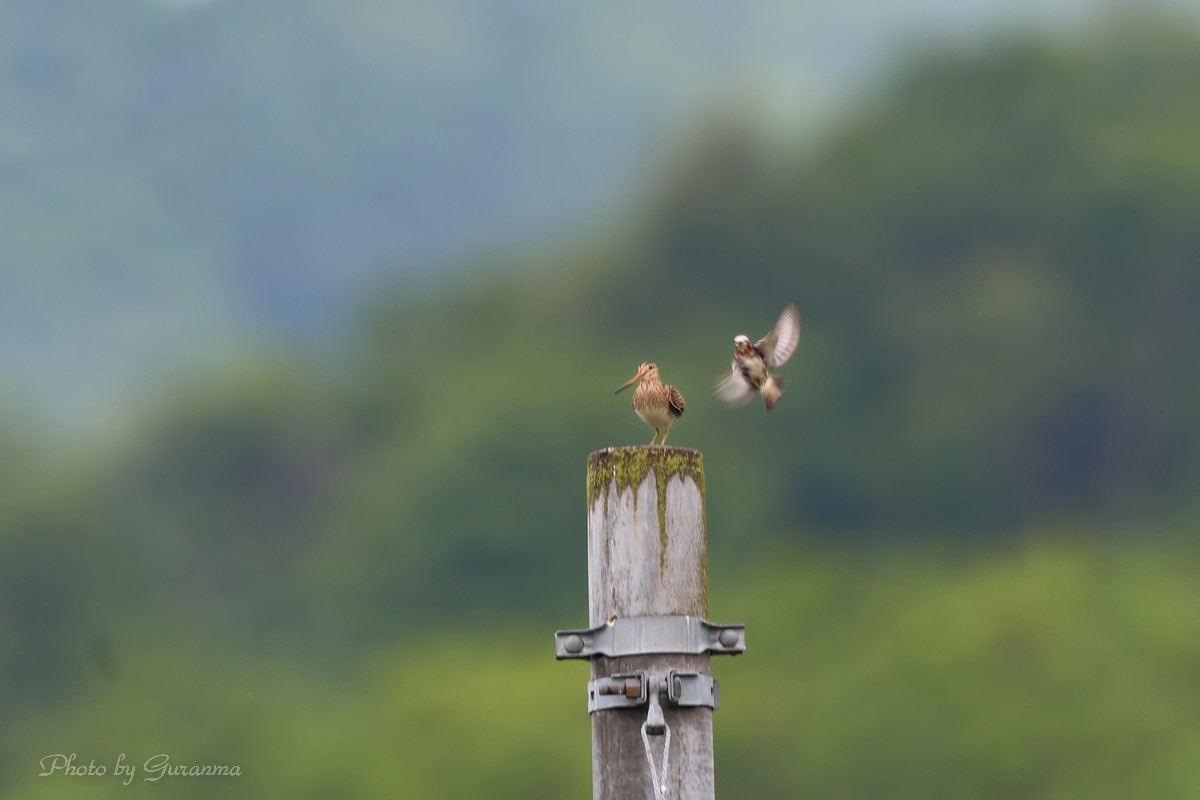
[555,446,745,799]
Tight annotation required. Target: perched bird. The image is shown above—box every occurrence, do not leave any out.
[715,304,801,411]
[614,362,686,446]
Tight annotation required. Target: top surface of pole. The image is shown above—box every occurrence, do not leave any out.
[587,446,704,503]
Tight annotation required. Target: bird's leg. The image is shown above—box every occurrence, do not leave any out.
[660,428,670,447]
[649,429,659,446]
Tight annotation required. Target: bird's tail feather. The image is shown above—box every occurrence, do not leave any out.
[762,376,785,411]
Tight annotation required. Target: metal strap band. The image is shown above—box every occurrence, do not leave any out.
[555,615,745,660]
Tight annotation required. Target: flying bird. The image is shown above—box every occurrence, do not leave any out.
[614,362,685,446]
[715,304,801,411]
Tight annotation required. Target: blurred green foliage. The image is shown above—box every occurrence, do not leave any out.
[5,541,1200,798]
[4,21,1200,798]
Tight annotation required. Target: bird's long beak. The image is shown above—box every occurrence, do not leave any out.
[613,371,642,395]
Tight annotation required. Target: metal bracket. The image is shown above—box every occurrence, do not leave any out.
[665,671,720,708]
[589,671,649,712]
[587,670,720,713]
[555,615,745,660]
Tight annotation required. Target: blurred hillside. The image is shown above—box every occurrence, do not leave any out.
[0,0,1151,422]
[4,18,1200,799]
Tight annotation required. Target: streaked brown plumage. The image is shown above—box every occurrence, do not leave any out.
[715,304,801,411]
[613,362,685,446]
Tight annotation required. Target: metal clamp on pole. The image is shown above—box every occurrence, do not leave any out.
[587,671,720,713]
[589,671,649,712]
[665,671,720,709]
[555,615,746,660]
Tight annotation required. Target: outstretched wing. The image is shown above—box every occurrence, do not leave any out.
[755,304,801,369]
[714,369,755,408]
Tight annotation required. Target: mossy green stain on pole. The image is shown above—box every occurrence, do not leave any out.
[587,447,708,612]
[587,446,706,509]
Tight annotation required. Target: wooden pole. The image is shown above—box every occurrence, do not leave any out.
[586,446,712,800]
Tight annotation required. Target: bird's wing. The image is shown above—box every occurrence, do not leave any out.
[668,386,686,416]
[714,369,755,408]
[756,304,801,368]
